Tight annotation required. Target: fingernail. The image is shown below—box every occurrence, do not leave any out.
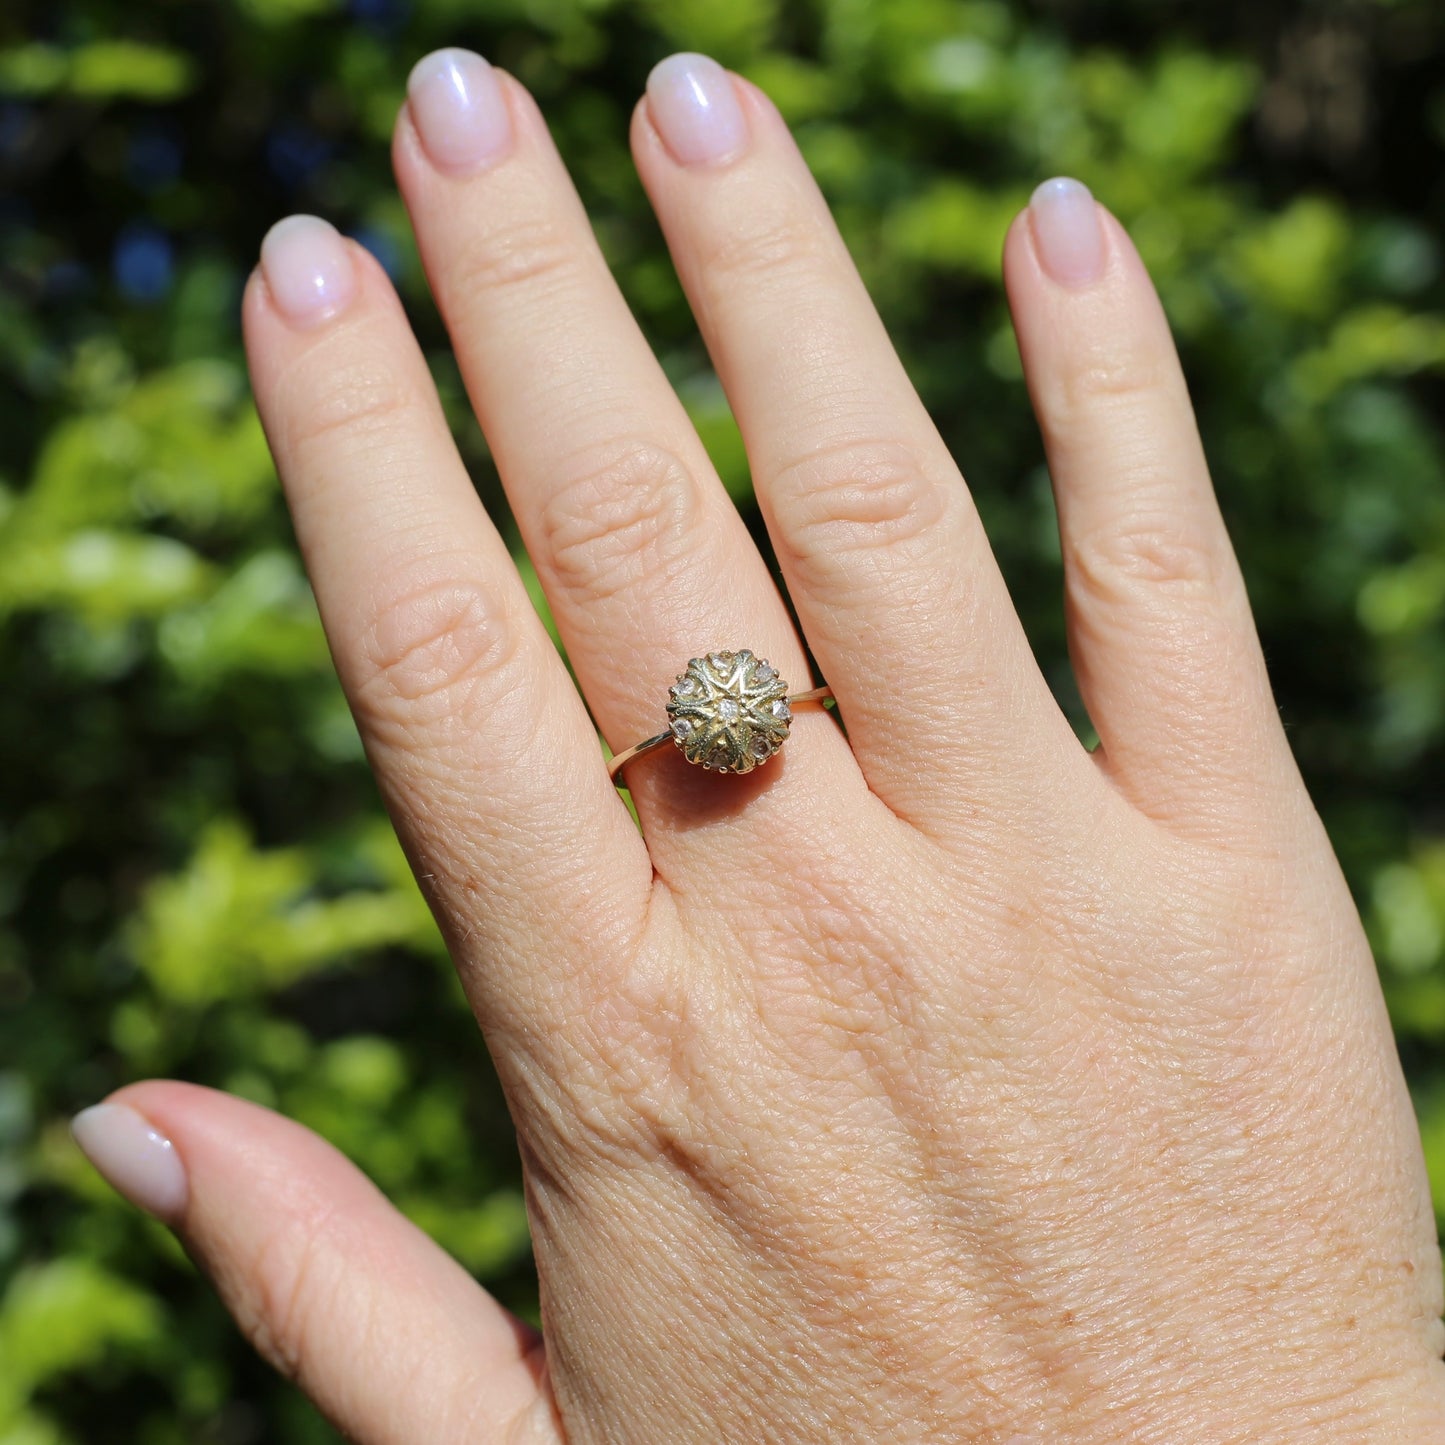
[646,52,747,167]
[72,1103,188,1222]
[407,48,512,174]
[259,215,357,327]
[1029,177,1106,289]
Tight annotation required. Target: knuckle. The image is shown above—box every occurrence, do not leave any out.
[770,437,947,572]
[453,214,579,300]
[353,566,524,728]
[1043,343,1179,433]
[1067,513,1220,610]
[700,205,828,284]
[283,356,414,456]
[238,1207,342,1387]
[538,442,703,605]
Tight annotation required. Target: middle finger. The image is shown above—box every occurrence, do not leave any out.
[393,50,864,834]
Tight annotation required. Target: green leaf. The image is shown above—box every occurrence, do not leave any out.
[0,531,211,623]
[158,551,328,687]
[1228,197,1352,318]
[0,1260,164,1396]
[1415,1090,1445,1226]
[637,0,779,65]
[68,42,197,102]
[1293,305,1445,401]
[884,179,1025,279]
[0,45,67,97]
[130,822,438,1005]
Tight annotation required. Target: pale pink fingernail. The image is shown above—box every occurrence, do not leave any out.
[1029,177,1106,289]
[407,48,512,174]
[646,52,747,167]
[72,1103,189,1222]
[259,214,357,327]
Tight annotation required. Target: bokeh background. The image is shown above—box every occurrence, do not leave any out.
[4,0,1445,1439]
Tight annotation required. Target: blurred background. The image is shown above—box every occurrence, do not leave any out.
[3,0,1445,1439]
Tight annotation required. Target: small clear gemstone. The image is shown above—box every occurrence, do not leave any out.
[750,732,774,759]
[707,651,729,672]
[672,677,697,697]
[771,698,792,721]
[753,662,776,685]
[718,697,740,722]
[670,717,694,740]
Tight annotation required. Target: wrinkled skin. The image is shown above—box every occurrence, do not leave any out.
[103,53,1445,1444]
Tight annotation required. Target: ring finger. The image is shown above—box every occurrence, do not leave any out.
[632,56,1086,832]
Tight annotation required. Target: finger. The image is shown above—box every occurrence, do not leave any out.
[393,51,862,824]
[243,217,651,1029]
[1003,182,1298,828]
[631,56,1082,826]
[73,1084,560,1445]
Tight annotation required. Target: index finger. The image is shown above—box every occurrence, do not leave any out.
[243,216,652,1034]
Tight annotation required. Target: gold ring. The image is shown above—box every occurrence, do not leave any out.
[608,649,833,784]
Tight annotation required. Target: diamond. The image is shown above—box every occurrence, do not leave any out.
[718,697,740,722]
[670,717,694,740]
[771,698,792,721]
[707,651,729,672]
[753,662,776,685]
[750,732,774,759]
[672,677,697,697]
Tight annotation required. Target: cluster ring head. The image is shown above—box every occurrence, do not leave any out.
[665,649,793,774]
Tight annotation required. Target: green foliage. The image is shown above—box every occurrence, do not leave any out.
[130,821,436,1005]
[4,0,1445,1439]
[642,0,778,65]
[1,1260,164,1399]
[0,41,196,101]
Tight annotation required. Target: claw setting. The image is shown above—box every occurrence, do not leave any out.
[665,650,791,774]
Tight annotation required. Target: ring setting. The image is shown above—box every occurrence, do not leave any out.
[667,649,792,773]
[608,649,833,783]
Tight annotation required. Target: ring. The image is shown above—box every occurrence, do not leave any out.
[608,649,833,784]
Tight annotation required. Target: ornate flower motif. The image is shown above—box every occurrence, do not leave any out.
[665,650,792,773]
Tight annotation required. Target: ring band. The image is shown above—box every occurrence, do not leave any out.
[608,649,833,784]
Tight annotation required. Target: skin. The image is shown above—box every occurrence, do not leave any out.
[109,61,1445,1442]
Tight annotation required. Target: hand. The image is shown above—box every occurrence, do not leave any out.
[76,48,1445,1442]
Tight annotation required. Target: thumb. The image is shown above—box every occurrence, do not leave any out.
[73,1081,560,1445]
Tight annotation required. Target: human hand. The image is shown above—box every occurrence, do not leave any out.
[74,49,1445,1442]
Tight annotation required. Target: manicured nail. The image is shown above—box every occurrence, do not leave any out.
[1029,177,1106,289]
[72,1103,188,1222]
[646,52,747,167]
[406,48,511,174]
[259,215,357,327]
